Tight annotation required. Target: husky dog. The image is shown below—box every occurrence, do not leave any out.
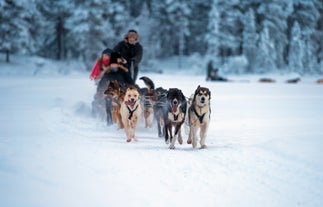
[104,80,125,129]
[187,86,211,149]
[139,76,155,128]
[120,86,142,142]
[153,87,168,137]
[164,88,187,149]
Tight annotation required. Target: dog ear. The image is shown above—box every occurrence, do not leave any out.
[193,87,199,101]
[166,89,172,99]
[125,82,132,89]
[106,80,111,87]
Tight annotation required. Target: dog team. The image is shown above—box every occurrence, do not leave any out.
[90,30,211,149]
[92,76,212,149]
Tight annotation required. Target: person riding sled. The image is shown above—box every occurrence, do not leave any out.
[113,29,143,83]
[91,47,135,125]
[89,48,113,82]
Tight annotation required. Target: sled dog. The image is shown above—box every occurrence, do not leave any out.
[139,76,155,128]
[153,87,168,137]
[187,86,211,149]
[120,86,142,142]
[104,80,125,129]
[164,88,187,149]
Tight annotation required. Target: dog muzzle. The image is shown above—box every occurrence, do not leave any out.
[200,96,206,104]
[126,100,137,109]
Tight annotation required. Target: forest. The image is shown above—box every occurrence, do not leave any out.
[1,0,322,74]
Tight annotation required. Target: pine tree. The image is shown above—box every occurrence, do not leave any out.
[37,0,71,60]
[0,0,26,62]
[257,0,293,70]
[187,0,212,55]
[217,0,243,64]
[288,21,303,73]
[290,0,322,73]
[206,0,220,61]
[148,0,190,59]
[65,0,115,68]
[258,26,276,73]
[242,8,258,73]
[133,3,157,63]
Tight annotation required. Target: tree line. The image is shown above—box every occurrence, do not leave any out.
[1,0,322,74]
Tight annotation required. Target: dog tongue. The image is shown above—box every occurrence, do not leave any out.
[126,100,136,108]
[172,105,178,113]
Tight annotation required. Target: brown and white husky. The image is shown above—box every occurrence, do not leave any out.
[120,86,142,142]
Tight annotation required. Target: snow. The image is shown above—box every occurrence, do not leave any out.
[1,56,323,207]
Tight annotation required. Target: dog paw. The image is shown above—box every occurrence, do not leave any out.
[178,137,183,145]
[192,142,197,148]
[200,145,207,149]
[169,145,175,150]
[187,139,192,144]
[126,138,132,142]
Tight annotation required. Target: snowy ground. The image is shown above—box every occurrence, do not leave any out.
[0,58,323,207]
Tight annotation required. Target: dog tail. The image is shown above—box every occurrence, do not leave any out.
[140,76,155,90]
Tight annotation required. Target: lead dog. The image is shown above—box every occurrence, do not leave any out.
[164,88,187,149]
[187,86,211,149]
[120,86,142,142]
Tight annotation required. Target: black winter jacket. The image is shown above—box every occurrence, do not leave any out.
[113,41,143,68]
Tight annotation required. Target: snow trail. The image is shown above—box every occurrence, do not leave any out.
[0,74,323,207]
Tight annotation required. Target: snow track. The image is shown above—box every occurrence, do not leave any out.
[1,74,323,207]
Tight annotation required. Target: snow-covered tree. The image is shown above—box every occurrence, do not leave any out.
[1,0,322,75]
[258,26,276,73]
[0,0,29,62]
[106,1,131,42]
[217,0,243,64]
[257,0,293,70]
[288,21,304,73]
[36,0,72,60]
[65,0,116,68]
[290,0,322,73]
[148,0,190,59]
[132,3,157,64]
[242,8,258,73]
[187,0,211,55]
[206,0,220,61]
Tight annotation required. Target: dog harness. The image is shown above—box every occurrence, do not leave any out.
[126,105,139,120]
[173,114,179,121]
[194,107,206,124]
